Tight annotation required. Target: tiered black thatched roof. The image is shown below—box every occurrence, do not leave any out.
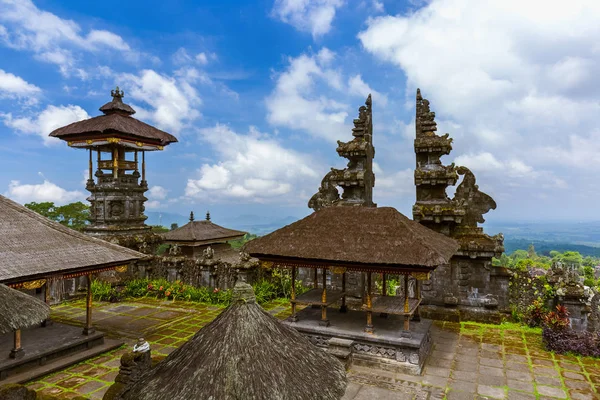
[163,220,246,244]
[0,195,146,285]
[0,283,50,334]
[244,206,459,270]
[121,282,347,400]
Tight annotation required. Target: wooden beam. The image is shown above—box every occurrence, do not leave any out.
[404,274,410,331]
[9,329,23,359]
[365,272,373,333]
[340,271,347,313]
[290,266,298,322]
[319,267,329,326]
[83,274,95,335]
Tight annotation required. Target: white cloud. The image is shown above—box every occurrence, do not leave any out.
[373,163,413,200]
[5,179,84,204]
[357,0,600,205]
[148,185,168,200]
[0,69,40,104]
[0,0,132,75]
[185,124,318,202]
[266,48,349,142]
[372,0,384,12]
[119,69,201,133]
[348,74,387,106]
[272,0,344,37]
[145,200,162,209]
[195,52,208,65]
[3,104,89,145]
[266,48,388,143]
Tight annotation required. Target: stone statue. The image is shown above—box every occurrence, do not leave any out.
[169,243,181,256]
[308,170,340,211]
[102,338,151,400]
[453,166,497,227]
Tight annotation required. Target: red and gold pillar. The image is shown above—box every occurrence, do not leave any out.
[83,274,95,335]
[365,272,373,333]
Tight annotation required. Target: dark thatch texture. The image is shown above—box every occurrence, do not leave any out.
[0,284,50,334]
[49,112,178,146]
[121,282,347,400]
[244,206,459,268]
[163,220,246,243]
[0,195,145,284]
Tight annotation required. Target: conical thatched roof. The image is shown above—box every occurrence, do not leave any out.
[244,206,458,269]
[121,282,347,400]
[0,283,50,334]
[0,195,146,284]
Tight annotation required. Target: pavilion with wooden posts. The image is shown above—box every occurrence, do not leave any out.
[245,206,458,374]
[0,195,145,382]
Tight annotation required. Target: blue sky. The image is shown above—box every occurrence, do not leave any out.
[1,0,599,226]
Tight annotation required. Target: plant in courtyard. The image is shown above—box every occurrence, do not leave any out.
[543,304,570,331]
[525,298,547,327]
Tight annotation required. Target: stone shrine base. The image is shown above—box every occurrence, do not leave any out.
[0,322,122,383]
[283,307,432,375]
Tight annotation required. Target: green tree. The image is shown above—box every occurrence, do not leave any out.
[560,251,583,267]
[150,225,169,233]
[25,201,89,231]
[527,243,536,259]
[511,250,528,262]
[170,223,179,231]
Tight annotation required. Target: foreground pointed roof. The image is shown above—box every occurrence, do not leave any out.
[0,195,146,285]
[0,283,50,334]
[49,87,178,149]
[245,206,459,270]
[121,282,347,400]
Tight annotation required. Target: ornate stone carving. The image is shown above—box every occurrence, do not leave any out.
[309,95,375,210]
[453,166,496,228]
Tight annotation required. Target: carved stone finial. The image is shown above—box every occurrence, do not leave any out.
[189,211,194,222]
[232,281,256,303]
[111,86,124,101]
[453,166,497,227]
[206,211,211,221]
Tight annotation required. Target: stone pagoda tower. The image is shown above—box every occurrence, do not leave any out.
[309,94,376,211]
[412,89,507,322]
[49,87,178,237]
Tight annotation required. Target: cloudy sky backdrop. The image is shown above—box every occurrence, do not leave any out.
[1,0,598,224]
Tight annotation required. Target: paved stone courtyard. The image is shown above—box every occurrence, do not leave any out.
[24,298,600,399]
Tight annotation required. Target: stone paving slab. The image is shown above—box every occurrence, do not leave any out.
[28,299,600,399]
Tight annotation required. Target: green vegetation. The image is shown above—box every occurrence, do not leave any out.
[25,201,89,231]
[229,233,259,250]
[150,225,169,233]
[92,272,309,306]
[493,246,600,285]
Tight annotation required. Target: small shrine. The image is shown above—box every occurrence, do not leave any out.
[0,195,144,382]
[412,89,507,322]
[245,95,459,375]
[162,211,246,259]
[49,87,178,237]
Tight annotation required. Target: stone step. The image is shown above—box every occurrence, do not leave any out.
[2,338,124,385]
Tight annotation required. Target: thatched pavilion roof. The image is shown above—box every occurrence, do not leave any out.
[121,282,347,400]
[244,206,459,270]
[49,89,178,147]
[0,195,146,285]
[163,219,246,245]
[0,283,50,334]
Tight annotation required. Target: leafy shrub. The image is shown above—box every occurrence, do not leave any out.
[525,299,547,327]
[543,304,570,331]
[91,280,120,302]
[543,328,600,357]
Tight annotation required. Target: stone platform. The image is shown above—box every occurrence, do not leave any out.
[0,322,121,382]
[283,307,432,375]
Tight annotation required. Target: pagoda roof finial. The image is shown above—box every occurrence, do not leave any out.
[190,211,195,222]
[99,85,136,116]
[206,211,211,221]
[111,86,124,102]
